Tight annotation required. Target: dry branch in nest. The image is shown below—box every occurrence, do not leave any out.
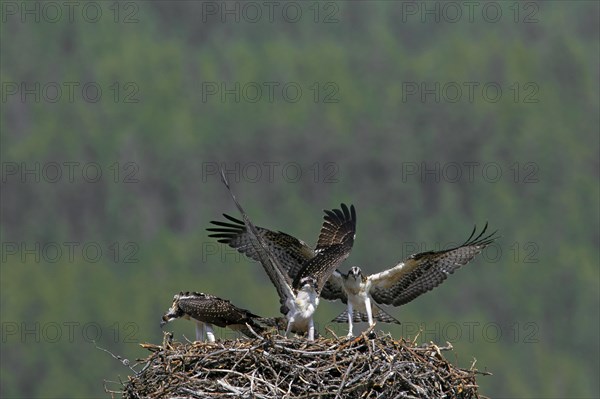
[113,330,490,398]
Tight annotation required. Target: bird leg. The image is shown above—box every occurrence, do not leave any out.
[195,321,205,342]
[364,297,374,327]
[205,324,216,343]
[347,302,354,337]
[285,317,294,338]
[308,317,315,341]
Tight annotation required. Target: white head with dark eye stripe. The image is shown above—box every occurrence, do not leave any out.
[348,266,363,280]
[299,276,317,292]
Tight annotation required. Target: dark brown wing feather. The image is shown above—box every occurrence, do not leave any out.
[320,277,348,303]
[209,204,356,296]
[207,214,315,275]
[177,293,260,328]
[292,204,357,292]
[315,203,357,251]
[218,170,296,316]
[331,306,400,325]
[370,224,498,306]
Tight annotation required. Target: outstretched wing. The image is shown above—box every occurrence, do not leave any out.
[319,271,348,302]
[207,214,315,275]
[315,204,356,251]
[218,170,296,315]
[370,224,498,307]
[292,204,357,292]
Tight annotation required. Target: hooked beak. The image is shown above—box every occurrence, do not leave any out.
[160,313,174,328]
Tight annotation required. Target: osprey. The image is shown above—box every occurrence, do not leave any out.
[322,223,498,335]
[160,291,284,342]
[216,170,356,340]
[209,212,497,336]
[208,208,399,333]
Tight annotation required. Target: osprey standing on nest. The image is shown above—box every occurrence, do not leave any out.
[217,170,356,340]
[160,291,280,342]
[321,223,498,335]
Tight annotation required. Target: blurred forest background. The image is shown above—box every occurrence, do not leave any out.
[1,1,598,398]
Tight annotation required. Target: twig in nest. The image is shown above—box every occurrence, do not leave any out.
[116,334,489,399]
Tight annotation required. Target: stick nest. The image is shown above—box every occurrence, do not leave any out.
[118,331,488,398]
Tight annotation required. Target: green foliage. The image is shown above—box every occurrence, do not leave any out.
[1,2,598,398]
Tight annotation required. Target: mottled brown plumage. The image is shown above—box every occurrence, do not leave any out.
[207,214,315,276]
[369,223,498,307]
[321,224,498,335]
[208,203,357,295]
[214,170,355,340]
[331,308,400,324]
[291,204,356,292]
[160,292,275,339]
[208,199,496,336]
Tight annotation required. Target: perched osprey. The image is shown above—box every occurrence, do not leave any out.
[216,170,356,340]
[160,291,280,342]
[322,223,498,335]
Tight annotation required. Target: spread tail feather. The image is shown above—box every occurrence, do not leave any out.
[332,306,400,325]
[254,317,288,332]
[235,317,287,338]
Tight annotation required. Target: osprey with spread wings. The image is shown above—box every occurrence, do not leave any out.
[209,212,497,336]
[215,171,356,340]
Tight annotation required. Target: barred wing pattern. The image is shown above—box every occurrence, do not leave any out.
[207,214,315,275]
[332,308,401,325]
[370,224,498,307]
[161,292,288,337]
[218,170,296,316]
[291,204,357,292]
[208,203,357,295]
[319,271,348,303]
[174,292,260,328]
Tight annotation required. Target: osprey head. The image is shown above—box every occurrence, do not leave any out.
[160,293,185,328]
[348,266,363,280]
[298,276,318,292]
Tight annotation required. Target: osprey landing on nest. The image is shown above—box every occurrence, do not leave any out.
[209,207,498,336]
[160,291,282,342]
[208,205,402,335]
[217,171,356,340]
[322,223,499,335]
